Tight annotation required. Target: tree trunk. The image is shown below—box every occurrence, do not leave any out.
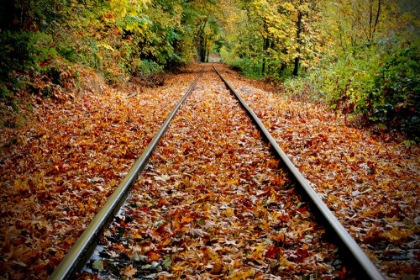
[371,0,382,41]
[262,36,269,76]
[203,37,208,62]
[197,19,208,62]
[293,0,303,76]
[205,42,210,63]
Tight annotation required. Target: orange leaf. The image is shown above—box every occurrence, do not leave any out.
[122,265,137,277]
[147,251,162,262]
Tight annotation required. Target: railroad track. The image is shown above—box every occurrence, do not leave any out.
[50,65,384,279]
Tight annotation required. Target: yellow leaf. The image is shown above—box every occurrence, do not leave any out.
[172,265,185,271]
[255,242,266,252]
[181,216,194,223]
[279,256,293,270]
[97,43,115,51]
[383,227,415,241]
[224,207,234,217]
[226,179,238,185]
[133,231,142,239]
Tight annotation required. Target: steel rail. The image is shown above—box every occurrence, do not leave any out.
[49,70,204,280]
[213,66,385,280]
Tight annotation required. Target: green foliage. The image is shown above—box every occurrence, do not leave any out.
[282,73,324,102]
[220,0,325,80]
[229,59,264,80]
[370,42,420,137]
[277,0,420,140]
[0,0,206,91]
[0,85,13,102]
[321,49,380,113]
[0,30,58,101]
[28,32,58,69]
[0,31,26,105]
[284,39,420,139]
[0,31,31,75]
[132,59,163,76]
[1,0,417,142]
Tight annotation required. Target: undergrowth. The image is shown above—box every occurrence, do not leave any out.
[282,39,420,141]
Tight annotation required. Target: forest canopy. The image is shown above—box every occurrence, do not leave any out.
[0,0,419,138]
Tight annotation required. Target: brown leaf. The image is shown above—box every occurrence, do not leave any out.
[265,246,280,259]
[122,265,137,277]
[209,262,224,275]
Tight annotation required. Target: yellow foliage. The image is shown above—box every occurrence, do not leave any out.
[109,0,149,19]
[281,2,296,12]
[383,227,415,241]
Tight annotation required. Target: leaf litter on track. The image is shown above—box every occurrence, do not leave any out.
[0,66,200,279]
[1,63,418,279]
[218,66,420,279]
[81,66,355,279]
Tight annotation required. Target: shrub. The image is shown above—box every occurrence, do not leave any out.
[283,39,420,139]
[370,42,420,138]
[228,58,263,80]
[0,31,31,78]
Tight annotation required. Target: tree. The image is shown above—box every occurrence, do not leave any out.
[293,0,304,76]
[220,0,324,78]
